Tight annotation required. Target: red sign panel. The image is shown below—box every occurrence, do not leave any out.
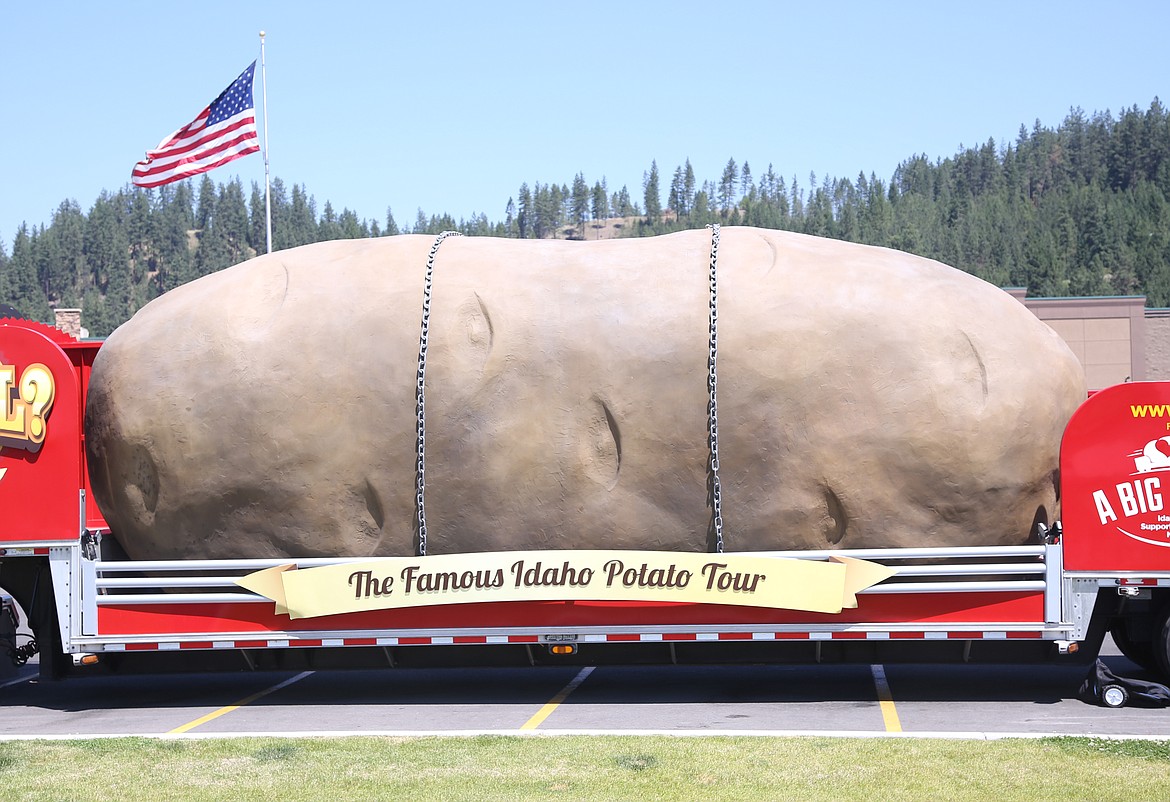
[1062,381,1170,571]
[0,322,82,543]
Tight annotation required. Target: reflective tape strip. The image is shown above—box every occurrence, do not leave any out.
[87,629,1054,652]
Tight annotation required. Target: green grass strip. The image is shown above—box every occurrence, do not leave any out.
[1,735,1168,801]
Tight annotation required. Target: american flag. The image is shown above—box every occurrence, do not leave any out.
[132,62,260,188]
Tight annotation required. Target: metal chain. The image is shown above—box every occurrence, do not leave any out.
[706,223,724,553]
[415,230,462,556]
[416,229,719,555]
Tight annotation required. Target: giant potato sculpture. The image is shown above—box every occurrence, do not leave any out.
[84,227,1085,560]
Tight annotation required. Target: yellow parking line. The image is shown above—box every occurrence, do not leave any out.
[168,670,314,734]
[521,666,594,730]
[871,664,902,733]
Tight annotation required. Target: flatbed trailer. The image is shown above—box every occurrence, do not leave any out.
[3,316,1169,681]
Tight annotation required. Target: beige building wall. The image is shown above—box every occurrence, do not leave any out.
[1146,312,1170,380]
[1007,290,1146,392]
[1044,316,1133,389]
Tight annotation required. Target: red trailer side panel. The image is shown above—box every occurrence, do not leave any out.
[96,591,1044,638]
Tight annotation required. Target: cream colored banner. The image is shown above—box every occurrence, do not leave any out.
[236,550,895,620]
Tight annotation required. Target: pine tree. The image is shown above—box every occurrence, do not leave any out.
[517,183,532,238]
[505,197,517,238]
[669,165,685,217]
[719,158,738,213]
[83,194,133,334]
[591,181,609,235]
[154,182,196,294]
[7,225,49,320]
[319,201,342,241]
[533,183,554,239]
[692,191,712,225]
[288,184,317,247]
[554,184,567,233]
[0,236,9,303]
[570,172,590,238]
[683,160,696,213]
[338,208,366,239]
[45,200,86,306]
[217,179,252,260]
[611,185,634,218]
[643,160,661,224]
[268,178,292,249]
[195,175,216,230]
[248,182,268,254]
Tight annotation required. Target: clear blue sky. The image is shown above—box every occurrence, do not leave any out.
[2,1,1166,248]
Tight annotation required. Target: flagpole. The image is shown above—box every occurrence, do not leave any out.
[260,30,272,254]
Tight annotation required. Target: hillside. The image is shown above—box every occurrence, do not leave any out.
[3,99,1170,336]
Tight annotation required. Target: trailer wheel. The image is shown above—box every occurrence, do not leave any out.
[1101,683,1129,709]
[1111,619,1158,673]
[1155,606,1170,683]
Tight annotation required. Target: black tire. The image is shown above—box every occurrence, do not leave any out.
[1111,617,1159,673]
[1154,605,1170,683]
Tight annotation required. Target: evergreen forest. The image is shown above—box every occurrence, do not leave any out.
[3,100,1170,337]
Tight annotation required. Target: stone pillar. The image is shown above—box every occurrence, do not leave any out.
[53,308,83,339]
